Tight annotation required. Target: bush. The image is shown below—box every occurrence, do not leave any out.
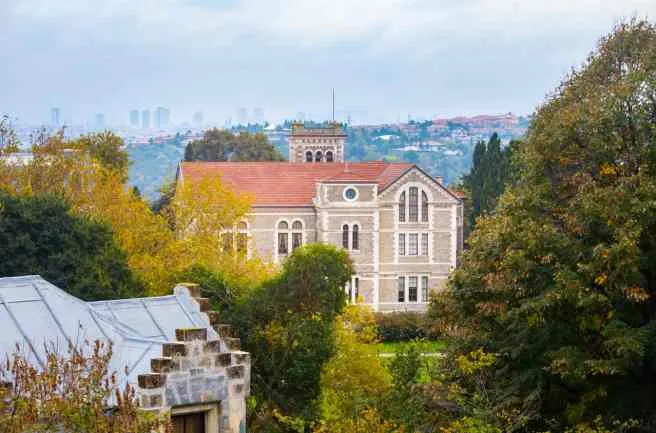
[374,312,440,342]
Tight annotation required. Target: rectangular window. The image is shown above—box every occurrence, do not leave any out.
[408,276,418,302]
[397,277,405,302]
[278,233,288,255]
[421,276,429,302]
[292,232,302,250]
[398,233,405,256]
[346,282,352,303]
[354,277,359,302]
[421,233,428,256]
[409,187,418,222]
[408,233,418,256]
[399,192,406,223]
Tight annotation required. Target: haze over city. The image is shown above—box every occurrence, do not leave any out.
[3,0,656,125]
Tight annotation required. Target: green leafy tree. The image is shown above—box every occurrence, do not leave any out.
[0,193,143,300]
[435,20,656,432]
[231,244,353,430]
[72,131,130,180]
[184,129,284,162]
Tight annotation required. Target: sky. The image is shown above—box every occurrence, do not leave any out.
[2,0,656,126]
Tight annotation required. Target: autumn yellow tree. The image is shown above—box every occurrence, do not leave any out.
[0,131,270,295]
[315,304,394,431]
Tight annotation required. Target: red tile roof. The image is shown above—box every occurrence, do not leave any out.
[179,161,413,206]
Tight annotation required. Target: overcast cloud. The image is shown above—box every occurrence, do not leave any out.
[2,0,655,124]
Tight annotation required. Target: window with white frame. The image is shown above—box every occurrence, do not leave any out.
[221,221,249,254]
[421,276,429,302]
[398,186,431,223]
[277,220,289,255]
[398,232,429,256]
[397,275,430,303]
[408,233,418,256]
[342,223,360,250]
[345,276,360,303]
[236,221,248,253]
[292,220,303,250]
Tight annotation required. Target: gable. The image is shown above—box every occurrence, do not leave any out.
[378,166,460,203]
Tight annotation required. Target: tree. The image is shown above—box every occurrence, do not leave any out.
[184,129,284,162]
[72,131,130,180]
[317,304,392,428]
[0,340,169,433]
[434,20,656,432]
[461,133,518,235]
[0,193,143,300]
[232,244,353,429]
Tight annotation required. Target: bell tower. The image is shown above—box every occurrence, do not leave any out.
[288,122,347,163]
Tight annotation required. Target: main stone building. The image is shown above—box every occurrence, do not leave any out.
[178,123,463,312]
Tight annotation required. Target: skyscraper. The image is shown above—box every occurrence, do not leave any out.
[154,107,170,130]
[253,107,265,124]
[141,110,151,129]
[129,110,140,127]
[94,113,105,130]
[193,111,203,128]
[50,107,61,127]
[237,107,248,125]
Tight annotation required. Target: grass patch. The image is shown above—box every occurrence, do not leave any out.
[373,339,447,354]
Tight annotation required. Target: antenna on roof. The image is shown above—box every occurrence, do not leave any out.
[332,88,335,123]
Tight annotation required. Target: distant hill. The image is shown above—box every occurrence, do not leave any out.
[127,114,530,201]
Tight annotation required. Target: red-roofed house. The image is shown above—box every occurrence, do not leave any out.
[177,124,463,312]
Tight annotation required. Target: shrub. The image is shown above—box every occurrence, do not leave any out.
[374,311,440,342]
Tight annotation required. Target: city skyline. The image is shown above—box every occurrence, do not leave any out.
[2,0,656,125]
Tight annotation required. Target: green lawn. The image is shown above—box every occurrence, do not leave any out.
[373,339,448,354]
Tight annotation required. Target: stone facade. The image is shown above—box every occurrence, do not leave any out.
[138,283,251,433]
[238,168,463,312]
[288,122,347,163]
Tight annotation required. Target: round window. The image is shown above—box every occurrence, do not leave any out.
[344,187,358,201]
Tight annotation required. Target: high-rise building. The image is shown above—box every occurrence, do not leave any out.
[253,107,265,124]
[94,113,105,130]
[129,110,140,127]
[154,107,170,130]
[141,110,151,129]
[50,107,61,127]
[237,107,249,125]
[193,111,203,128]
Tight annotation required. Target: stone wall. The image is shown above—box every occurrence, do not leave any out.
[138,284,250,433]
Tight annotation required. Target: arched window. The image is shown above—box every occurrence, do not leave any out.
[315,151,323,162]
[352,224,359,250]
[236,221,248,253]
[326,151,334,162]
[342,224,349,249]
[292,220,303,250]
[305,151,313,162]
[399,191,406,222]
[277,221,289,255]
[421,191,429,222]
[408,187,419,222]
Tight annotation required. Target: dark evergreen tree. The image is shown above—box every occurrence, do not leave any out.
[0,193,143,300]
[184,129,284,162]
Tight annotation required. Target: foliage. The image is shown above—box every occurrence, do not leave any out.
[0,340,169,433]
[231,244,353,428]
[375,311,441,342]
[0,130,269,296]
[0,114,20,153]
[434,19,656,432]
[314,408,405,433]
[184,129,284,162]
[318,304,392,426]
[73,131,130,180]
[0,192,143,300]
[461,133,518,235]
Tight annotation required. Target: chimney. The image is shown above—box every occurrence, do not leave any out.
[435,176,444,185]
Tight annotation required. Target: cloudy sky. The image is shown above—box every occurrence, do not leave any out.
[2,0,655,125]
